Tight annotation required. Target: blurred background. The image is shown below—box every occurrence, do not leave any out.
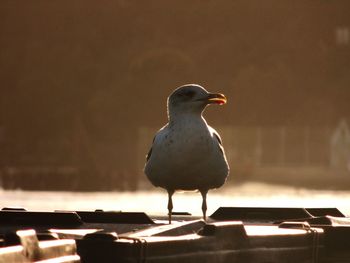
[0,0,349,199]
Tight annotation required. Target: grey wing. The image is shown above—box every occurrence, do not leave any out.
[213,130,225,155]
[146,147,152,162]
[146,124,169,162]
[146,136,156,162]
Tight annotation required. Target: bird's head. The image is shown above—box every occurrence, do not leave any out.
[167,84,227,119]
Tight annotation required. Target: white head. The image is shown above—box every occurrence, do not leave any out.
[167,84,227,120]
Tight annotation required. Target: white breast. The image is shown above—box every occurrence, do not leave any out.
[144,116,229,191]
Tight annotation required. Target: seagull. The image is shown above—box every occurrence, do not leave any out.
[144,84,229,223]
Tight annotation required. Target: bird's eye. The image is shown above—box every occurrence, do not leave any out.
[185,90,195,97]
[181,90,195,98]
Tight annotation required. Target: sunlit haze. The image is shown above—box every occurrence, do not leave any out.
[0,1,349,214]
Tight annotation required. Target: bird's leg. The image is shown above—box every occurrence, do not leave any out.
[167,190,174,224]
[200,190,208,221]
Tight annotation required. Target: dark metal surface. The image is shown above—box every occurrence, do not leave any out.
[0,207,349,263]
